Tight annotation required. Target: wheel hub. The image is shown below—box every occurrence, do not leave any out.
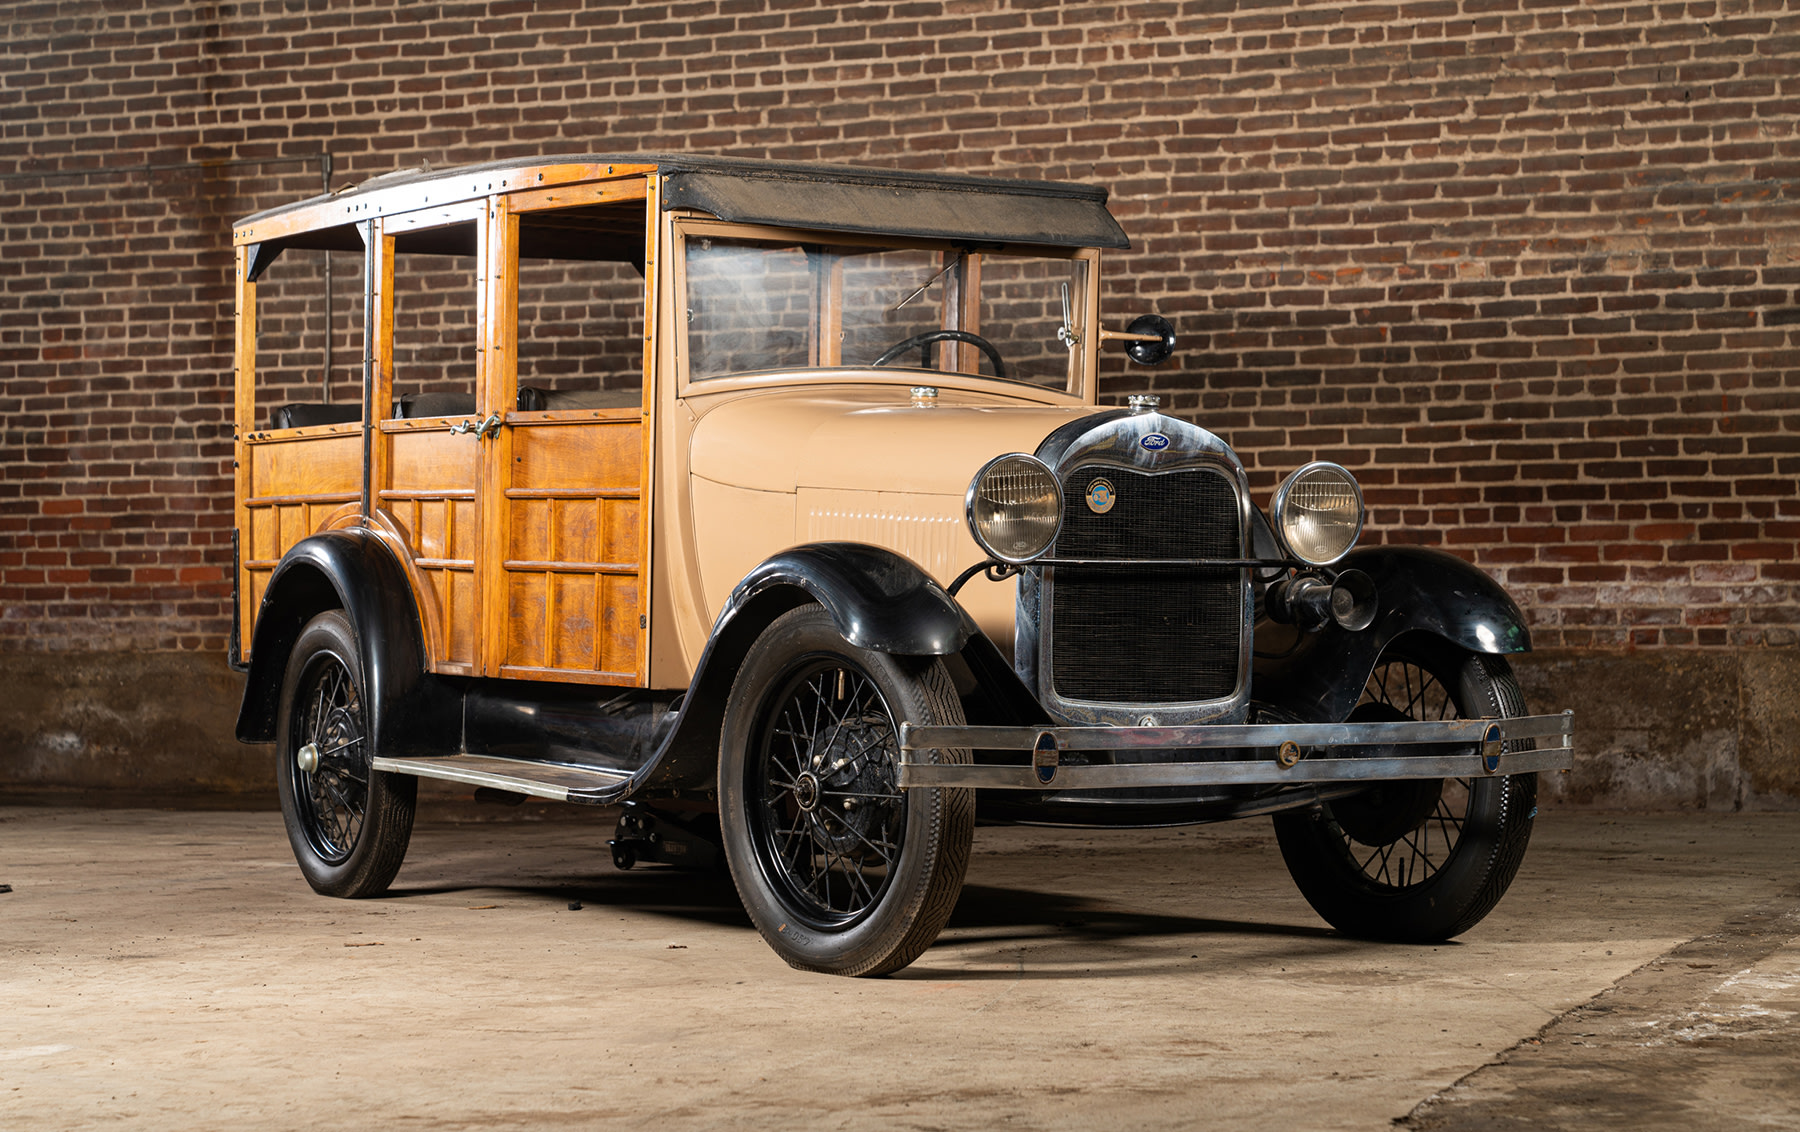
[1332,700,1445,846]
[796,711,895,856]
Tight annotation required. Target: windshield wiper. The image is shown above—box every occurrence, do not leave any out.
[889,253,965,313]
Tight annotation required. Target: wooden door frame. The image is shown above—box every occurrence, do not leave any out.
[475,173,658,685]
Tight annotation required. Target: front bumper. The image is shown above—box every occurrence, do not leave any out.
[895,712,1574,790]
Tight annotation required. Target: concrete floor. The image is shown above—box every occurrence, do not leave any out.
[3,804,1798,1131]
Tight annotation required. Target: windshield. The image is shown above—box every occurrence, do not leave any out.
[683,232,1089,391]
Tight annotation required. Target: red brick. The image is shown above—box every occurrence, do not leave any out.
[0,3,1795,653]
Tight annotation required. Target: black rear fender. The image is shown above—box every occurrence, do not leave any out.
[235,529,457,755]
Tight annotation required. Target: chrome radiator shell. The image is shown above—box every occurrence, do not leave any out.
[1016,410,1255,727]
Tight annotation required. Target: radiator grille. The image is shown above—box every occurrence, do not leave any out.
[1049,464,1243,704]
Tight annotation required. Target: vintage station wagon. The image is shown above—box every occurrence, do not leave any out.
[230,155,1574,975]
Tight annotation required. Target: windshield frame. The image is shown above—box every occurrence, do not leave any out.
[669,216,1100,399]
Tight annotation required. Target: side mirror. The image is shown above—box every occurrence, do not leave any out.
[1113,314,1176,366]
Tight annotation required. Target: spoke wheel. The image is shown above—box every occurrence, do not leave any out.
[751,660,908,927]
[289,647,368,864]
[1273,636,1537,942]
[276,611,416,898]
[720,606,973,976]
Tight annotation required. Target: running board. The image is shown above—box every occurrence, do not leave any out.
[371,754,633,804]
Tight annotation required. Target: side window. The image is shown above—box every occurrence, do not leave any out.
[685,237,813,378]
[510,202,649,410]
[389,221,479,419]
[514,257,646,411]
[975,254,1088,390]
[251,240,364,429]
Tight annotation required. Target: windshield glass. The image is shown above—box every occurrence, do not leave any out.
[683,233,1088,391]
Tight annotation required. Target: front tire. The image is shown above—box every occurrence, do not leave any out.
[276,610,416,898]
[1273,637,1537,941]
[719,606,974,976]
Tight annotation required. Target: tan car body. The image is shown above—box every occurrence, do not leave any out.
[672,380,1093,676]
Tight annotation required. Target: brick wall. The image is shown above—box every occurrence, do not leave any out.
[2,0,1796,663]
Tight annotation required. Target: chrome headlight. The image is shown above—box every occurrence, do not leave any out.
[1272,462,1364,565]
[965,453,1062,563]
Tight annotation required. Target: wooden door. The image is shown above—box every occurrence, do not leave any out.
[374,203,489,676]
[477,177,656,685]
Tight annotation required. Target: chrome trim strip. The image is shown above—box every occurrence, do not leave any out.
[900,711,1573,752]
[371,754,633,802]
[896,745,1573,789]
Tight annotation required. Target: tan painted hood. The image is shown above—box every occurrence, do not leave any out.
[687,385,1095,494]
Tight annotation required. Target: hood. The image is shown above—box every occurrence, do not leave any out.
[688,385,1096,495]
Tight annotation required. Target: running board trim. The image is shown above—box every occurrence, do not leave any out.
[371,754,633,804]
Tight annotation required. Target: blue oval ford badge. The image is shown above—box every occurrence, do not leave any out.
[1140,432,1171,451]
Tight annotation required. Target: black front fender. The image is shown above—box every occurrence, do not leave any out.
[234,529,457,756]
[727,542,976,656]
[1254,546,1532,723]
[637,543,980,795]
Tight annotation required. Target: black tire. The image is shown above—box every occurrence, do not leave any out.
[276,610,416,898]
[718,605,974,976]
[1272,637,1537,942]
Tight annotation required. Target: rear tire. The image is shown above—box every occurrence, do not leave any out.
[719,606,974,976]
[276,610,416,898]
[1273,638,1536,941]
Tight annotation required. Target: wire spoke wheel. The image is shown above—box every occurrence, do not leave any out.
[1273,637,1538,942]
[1330,658,1472,892]
[276,610,415,898]
[288,650,369,864]
[719,606,973,976]
[751,659,908,925]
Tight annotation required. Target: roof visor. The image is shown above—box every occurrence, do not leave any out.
[660,167,1130,250]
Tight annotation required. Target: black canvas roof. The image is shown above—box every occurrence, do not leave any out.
[237,153,1131,250]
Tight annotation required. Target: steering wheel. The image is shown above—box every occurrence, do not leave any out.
[871,330,1008,381]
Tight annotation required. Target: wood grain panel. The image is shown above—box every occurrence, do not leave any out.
[385,425,481,672]
[249,433,361,498]
[506,571,548,668]
[248,506,278,563]
[605,498,641,565]
[450,499,476,561]
[558,498,598,564]
[387,429,479,492]
[277,504,306,557]
[509,421,640,493]
[550,573,596,670]
[510,498,552,563]
[446,568,475,665]
[248,569,270,620]
[600,575,641,675]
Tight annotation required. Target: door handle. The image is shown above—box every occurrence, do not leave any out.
[450,413,504,440]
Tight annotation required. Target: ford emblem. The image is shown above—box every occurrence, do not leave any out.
[1140,433,1170,451]
[1085,477,1116,514]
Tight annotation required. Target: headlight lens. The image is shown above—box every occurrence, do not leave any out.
[1273,462,1364,565]
[966,453,1062,563]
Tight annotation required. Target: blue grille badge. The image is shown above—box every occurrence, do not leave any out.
[1085,477,1116,514]
[1032,730,1060,785]
[1140,433,1170,451]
